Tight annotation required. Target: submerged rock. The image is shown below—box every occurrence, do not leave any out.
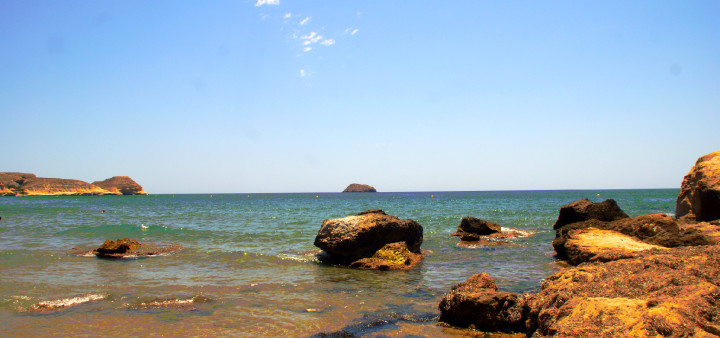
[93,238,183,258]
[451,217,528,244]
[342,183,377,193]
[348,242,423,270]
[451,217,501,240]
[553,198,628,230]
[676,150,720,221]
[314,209,424,269]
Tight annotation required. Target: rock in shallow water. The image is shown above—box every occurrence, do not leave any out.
[314,209,424,270]
[314,209,423,259]
[553,198,628,230]
[93,238,183,258]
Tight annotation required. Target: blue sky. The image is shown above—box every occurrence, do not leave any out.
[1,1,718,193]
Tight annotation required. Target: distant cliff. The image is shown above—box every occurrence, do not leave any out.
[342,183,377,193]
[0,172,147,196]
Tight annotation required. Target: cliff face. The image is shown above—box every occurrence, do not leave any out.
[92,176,147,195]
[0,172,147,196]
[342,183,377,193]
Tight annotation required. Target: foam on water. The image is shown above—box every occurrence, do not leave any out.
[31,294,106,312]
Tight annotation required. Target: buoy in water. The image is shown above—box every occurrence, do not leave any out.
[431,194,434,198]
[597,193,600,197]
[316,195,319,198]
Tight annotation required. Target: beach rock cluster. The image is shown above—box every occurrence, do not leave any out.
[438,150,720,336]
[342,183,377,193]
[0,172,147,196]
[314,209,424,270]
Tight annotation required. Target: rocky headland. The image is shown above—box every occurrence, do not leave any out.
[0,172,147,196]
[342,183,377,193]
[314,209,424,270]
[438,150,720,336]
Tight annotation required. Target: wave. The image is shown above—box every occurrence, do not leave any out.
[30,294,106,312]
[125,296,212,311]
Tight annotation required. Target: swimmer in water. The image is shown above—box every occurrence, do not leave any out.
[101,210,105,214]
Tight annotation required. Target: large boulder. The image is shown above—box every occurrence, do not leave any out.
[676,151,720,221]
[92,176,147,195]
[342,183,377,193]
[438,273,525,333]
[553,199,629,230]
[314,209,423,266]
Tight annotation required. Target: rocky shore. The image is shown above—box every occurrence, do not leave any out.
[0,172,146,196]
[438,150,720,336]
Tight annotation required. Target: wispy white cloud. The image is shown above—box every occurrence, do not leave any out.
[283,13,292,19]
[301,32,323,46]
[299,17,311,25]
[255,0,279,6]
[303,46,312,52]
[344,28,359,35]
[299,69,306,77]
[320,39,335,46]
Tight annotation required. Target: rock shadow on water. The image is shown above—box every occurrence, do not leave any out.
[309,303,437,338]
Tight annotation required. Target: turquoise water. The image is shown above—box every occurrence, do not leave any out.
[0,190,677,336]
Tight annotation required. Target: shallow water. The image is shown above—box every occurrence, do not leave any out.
[0,190,677,336]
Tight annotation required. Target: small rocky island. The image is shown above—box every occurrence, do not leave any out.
[0,172,147,196]
[342,183,377,193]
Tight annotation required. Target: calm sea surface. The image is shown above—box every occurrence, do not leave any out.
[0,190,677,337]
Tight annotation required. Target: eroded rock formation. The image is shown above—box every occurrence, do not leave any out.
[676,150,720,221]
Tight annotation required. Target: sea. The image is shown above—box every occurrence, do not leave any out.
[0,189,678,337]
